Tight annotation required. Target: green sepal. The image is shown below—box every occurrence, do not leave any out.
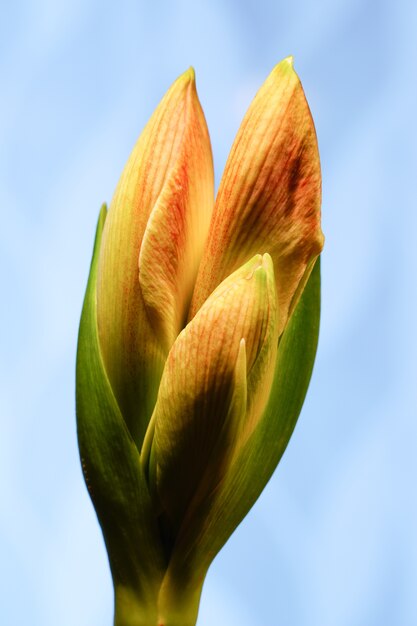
[76,205,166,623]
[163,256,321,585]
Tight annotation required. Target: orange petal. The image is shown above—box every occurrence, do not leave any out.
[191,57,324,334]
[139,73,214,352]
[97,69,214,447]
[148,254,278,532]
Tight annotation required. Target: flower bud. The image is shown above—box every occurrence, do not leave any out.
[76,60,323,626]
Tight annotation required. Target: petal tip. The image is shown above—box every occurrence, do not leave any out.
[272,55,295,78]
[261,252,274,271]
[182,66,196,83]
[253,253,275,283]
[171,67,196,95]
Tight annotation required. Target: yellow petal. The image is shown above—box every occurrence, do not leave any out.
[191,57,324,334]
[148,254,279,533]
[97,69,214,447]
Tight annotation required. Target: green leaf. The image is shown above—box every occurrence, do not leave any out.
[76,205,165,622]
[164,256,321,584]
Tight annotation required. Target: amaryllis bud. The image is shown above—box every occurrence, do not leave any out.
[76,59,323,626]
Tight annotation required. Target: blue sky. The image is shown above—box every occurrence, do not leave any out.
[1,1,416,624]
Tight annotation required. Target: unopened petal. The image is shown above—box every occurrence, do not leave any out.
[191,57,323,334]
[163,257,321,589]
[139,74,214,352]
[97,69,214,447]
[147,254,278,533]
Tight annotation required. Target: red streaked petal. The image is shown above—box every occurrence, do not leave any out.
[191,57,324,334]
[96,69,214,447]
[139,76,214,352]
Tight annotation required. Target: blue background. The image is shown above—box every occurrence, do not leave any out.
[1,1,416,624]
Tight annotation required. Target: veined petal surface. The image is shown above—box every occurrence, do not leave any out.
[191,57,323,334]
[97,69,214,446]
[148,254,278,535]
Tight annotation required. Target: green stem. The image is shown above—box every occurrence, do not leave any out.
[156,575,203,626]
[113,576,203,626]
[114,585,158,626]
